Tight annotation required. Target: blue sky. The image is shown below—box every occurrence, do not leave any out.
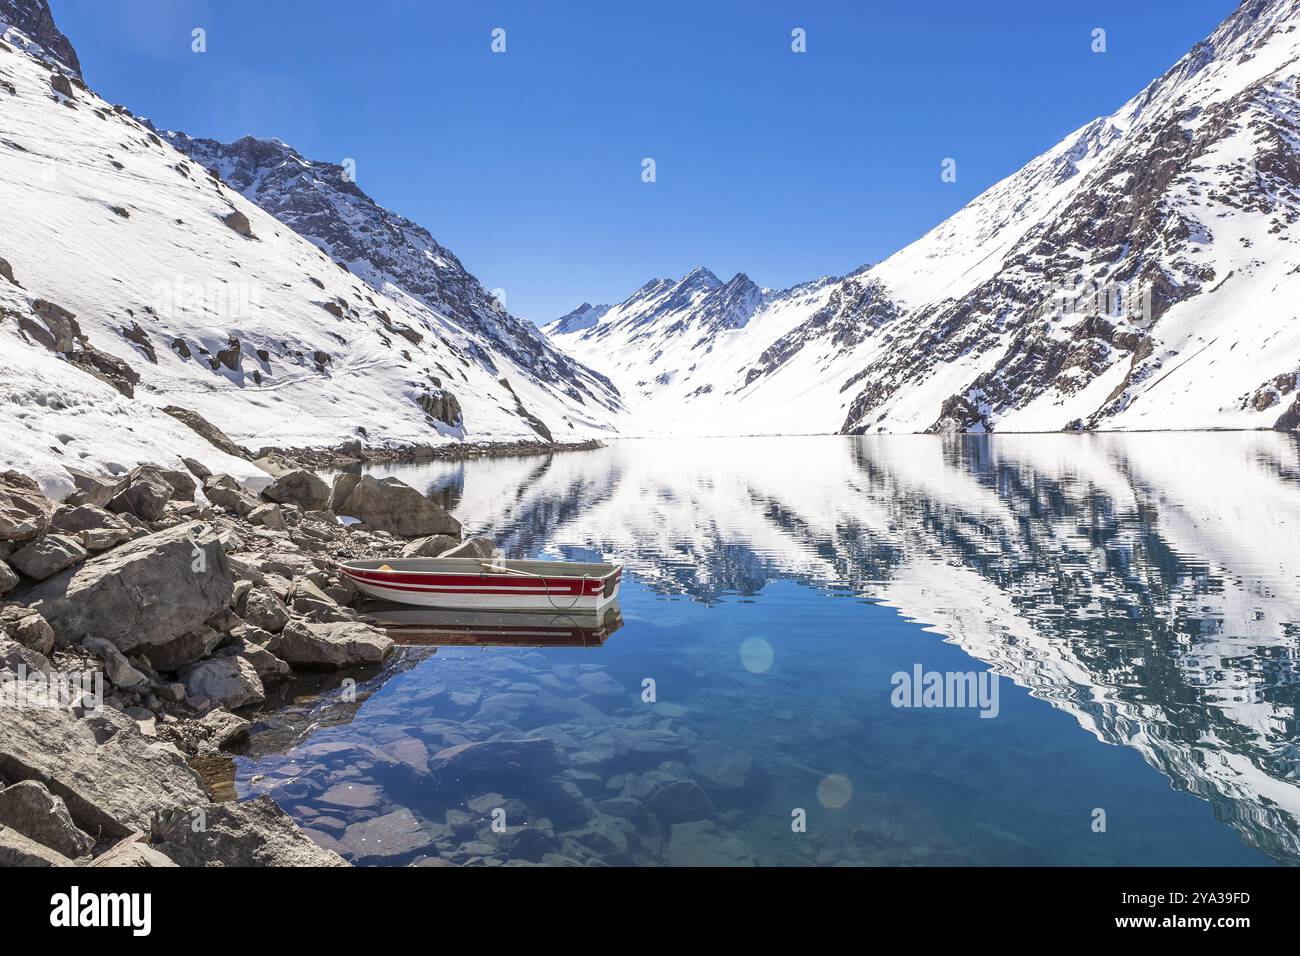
[52,0,1237,322]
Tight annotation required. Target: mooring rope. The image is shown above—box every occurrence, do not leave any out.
[480,560,591,612]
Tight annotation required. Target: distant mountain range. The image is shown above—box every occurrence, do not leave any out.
[548,0,1300,436]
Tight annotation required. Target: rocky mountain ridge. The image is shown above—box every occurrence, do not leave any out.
[550,0,1300,436]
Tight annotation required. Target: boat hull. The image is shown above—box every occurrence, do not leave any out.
[339,557,623,611]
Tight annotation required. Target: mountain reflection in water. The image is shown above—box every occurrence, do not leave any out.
[248,434,1300,865]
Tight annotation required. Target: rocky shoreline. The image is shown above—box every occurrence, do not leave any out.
[240,437,603,472]
[0,455,498,867]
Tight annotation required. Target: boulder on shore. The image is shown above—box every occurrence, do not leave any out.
[8,534,88,581]
[107,465,174,522]
[400,534,460,558]
[0,606,55,656]
[271,620,394,671]
[26,522,235,653]
[64,468,117,508]
[0,699,207,841]
[204,475,260,517]
[330,475,460,538]
[441,536,500,560]
[179,656,265,710]
[151,796,348,867]
[0,560,18,595]
[0,780,95,859]
[49,504,132,553]
[0,825,71,866]
[0,471,55,543]
[261,469,330,511]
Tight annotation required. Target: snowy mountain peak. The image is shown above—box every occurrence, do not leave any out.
[680,265,722,288]
[0,0,80,80]
[545,302,611,337]
[555,0,1300,437]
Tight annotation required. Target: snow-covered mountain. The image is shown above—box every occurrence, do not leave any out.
[155,131,619,413]
[550,0,1300,435]
[0,1,620,495]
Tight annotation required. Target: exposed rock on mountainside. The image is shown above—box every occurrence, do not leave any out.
[158,129,621,411]
[551,0,1300,435]
[0,0,79,78]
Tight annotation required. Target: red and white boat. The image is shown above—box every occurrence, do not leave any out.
[339,557,624,611]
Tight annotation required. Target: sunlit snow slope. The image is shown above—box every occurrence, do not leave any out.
[550,0,1300,435]
[0,3,620,494]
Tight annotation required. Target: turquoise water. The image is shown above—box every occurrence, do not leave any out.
[239,434,1300,866]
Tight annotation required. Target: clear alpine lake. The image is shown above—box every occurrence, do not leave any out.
[236,434,1300,866]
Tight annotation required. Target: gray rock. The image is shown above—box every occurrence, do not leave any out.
[290,576,342,618]
[82,636,150,692]
[27,522,234,653]
[0,780,95,859]
[427,738,562,778]
[262,469,330,511]
[271,620,393,671]
[0,697,207,840]
[221,209,255,239]
[0,606,55,655]
[646,779,714,824]
[664,820,754,867]
[401,534,460,558]
[248,504,285,530]
[8,534,89,581]
[240,586,290,633]
[203,474,260,517]
[327,472,361,512]
[339,807,442,864]
[180,656,264,710]
[575,669,625,699]
[158,468,197,502]
[64,467,117,508]
[181,457,212,482]
[0,560,19,595]
[0,634,51,675]
[252,453,295,478]
[137,626,223,672]
[107,465,174,522]
[440,535,499,560]
[319,781,383,810]
[49,504,132,552]
[0,825,71,866]
[596,797,651,829]
[0,470,54,542]
[162,406,249,460]
[688,741,768,807]
[197,708,251,750]
[332,475,461,538]
[90,837,177,867]
[216,638,291,684]
[151,796,348,867]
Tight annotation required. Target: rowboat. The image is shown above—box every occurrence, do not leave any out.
[359,604,625,647]
[338,557,624,611]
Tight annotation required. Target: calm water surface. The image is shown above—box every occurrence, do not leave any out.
[238,434,1300,866]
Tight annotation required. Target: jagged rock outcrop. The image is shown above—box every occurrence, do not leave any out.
[26,522,234,652]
